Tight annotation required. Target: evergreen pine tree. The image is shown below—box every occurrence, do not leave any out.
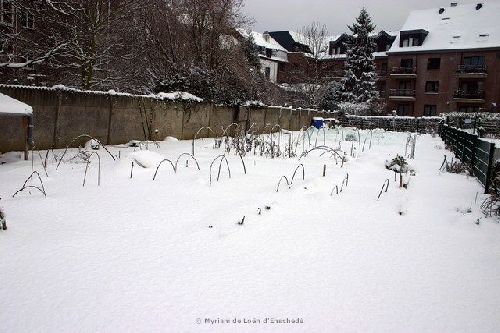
[340,8,379,111]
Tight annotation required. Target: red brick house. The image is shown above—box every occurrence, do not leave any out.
[386,2,500,116]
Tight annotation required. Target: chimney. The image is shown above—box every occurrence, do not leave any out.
[263,31,270,42]
[476,3,483,10]
[450,2,458,7]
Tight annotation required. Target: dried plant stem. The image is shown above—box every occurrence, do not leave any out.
[83,152,101,187]
[57,134,115,170]
[377,179,390,199]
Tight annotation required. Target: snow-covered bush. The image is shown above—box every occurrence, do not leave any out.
[385,155,409,173]
[85,139,101,150]
[0,207,6,230]
[339,102,370,116]
[344,133,358,142]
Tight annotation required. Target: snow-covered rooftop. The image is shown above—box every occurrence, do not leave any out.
[239,30,287,52]
[0,93,33,116]
[389,2,500,53]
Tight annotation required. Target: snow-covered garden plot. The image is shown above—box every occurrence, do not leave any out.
[1,129,499,332]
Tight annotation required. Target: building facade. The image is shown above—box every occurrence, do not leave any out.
[386,2,500,116]
[265,2,500,116]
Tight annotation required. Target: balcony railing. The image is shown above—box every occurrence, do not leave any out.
[453,89,485,100]
[389,89,416,97]
[391,67,417,75]
[377,69,388,76]
[457,65,487,74]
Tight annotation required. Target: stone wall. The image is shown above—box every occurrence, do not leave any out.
[0,85,321,152]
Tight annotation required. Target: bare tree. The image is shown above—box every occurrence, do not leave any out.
[300,21,329,61]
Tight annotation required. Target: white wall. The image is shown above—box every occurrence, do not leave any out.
[260,58,280,83]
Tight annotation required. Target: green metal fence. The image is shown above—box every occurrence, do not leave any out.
[439,124,496,194]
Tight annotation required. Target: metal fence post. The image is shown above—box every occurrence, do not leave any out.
[485,143,496,194]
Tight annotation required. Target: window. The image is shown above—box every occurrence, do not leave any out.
[427,58,441,70]
[264,67,271,80]
[0,0,14,26]
[397,104,412,116]
[265,49,272,58]
[463,56,485,67]
[20,11,34,29]
[399,80,413,90]
[460,81,482,93]
[381,62,388,73]
[400,58,413,68]
[425,81,439,93]
[402,37,420,47]
[459,105,481,113]
[424,105,437,116]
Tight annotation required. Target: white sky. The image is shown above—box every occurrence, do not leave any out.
[242,0,500,34]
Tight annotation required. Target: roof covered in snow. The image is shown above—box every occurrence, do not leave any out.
[240,30,287,52]
[389,2,500,54]
[0,93,33,116]
[268,31,312,53]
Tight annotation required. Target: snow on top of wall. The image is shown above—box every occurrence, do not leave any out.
[389,2,500,53]
[345,115,444,120]
[156,92,203,102]
[0,84,203,103]
[0,92,33,116]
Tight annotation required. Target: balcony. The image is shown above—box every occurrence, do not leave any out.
[456,65,488,78]
[453,90,485,103]
[390,67,417,78]
[389,89,416,101]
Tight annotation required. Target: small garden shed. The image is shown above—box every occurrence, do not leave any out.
[0,92,33,160]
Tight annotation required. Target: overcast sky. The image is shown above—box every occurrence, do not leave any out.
[243,0,498,34]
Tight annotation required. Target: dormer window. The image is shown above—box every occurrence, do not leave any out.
[0,0,14,27]
[399,30,428,48]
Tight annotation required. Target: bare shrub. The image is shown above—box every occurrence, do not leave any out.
[57,134,115,170]
[439,155,471,175]
[482,163,500,219]
[0,206,6,230]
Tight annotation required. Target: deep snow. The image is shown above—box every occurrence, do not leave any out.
[0,129,499,333]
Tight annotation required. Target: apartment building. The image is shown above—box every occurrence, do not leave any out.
[386,2,500,116]
[266,3,499,116]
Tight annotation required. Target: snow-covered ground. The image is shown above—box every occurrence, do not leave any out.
[1,129,499,333]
